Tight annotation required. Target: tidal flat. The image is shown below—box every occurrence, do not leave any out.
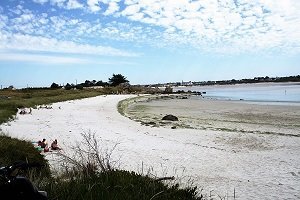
[124,95,300,137]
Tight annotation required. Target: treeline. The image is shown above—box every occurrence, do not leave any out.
[50,74,129,90]
[209,75,300,86]
[161,75,300,87]
[50,80,108,90]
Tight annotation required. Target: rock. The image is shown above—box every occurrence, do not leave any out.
[144,121,156,126]
[162,115,178,121]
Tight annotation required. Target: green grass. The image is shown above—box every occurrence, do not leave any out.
[0,88,108,124]
[42,170,202,200]
[0,134,203,200]
[0,134,50,177]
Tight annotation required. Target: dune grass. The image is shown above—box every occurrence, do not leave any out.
[0,133,203,200]
[39,131,202,200]
[42,169,201,200]
[0,88,106,124]
[0,134,50,177]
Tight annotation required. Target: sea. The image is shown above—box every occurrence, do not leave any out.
[174,82,300,106]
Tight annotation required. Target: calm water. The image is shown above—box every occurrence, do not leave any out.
[174,82,300,105]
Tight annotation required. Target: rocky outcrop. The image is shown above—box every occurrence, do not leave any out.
[162,114,178,121]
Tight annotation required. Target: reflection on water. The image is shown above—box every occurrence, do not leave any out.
[174,83,300,105]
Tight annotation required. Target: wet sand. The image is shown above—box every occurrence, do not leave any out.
[125,95,300,137]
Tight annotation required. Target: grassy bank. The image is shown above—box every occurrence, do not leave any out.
[0,88,106,124]
[42,170,201,200]
[0,134,202,200]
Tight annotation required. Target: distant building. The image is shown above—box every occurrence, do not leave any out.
[181,81,193,86]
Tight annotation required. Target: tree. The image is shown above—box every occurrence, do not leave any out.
[96,80,109,87]
[50,82,60,89]
[65,83,73,90]
[108,74,129,86]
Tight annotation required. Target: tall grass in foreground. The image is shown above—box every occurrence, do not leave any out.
[0,134,50,177]
[0,132,203,200]
[40,132,203,200]
[43,169,201,200]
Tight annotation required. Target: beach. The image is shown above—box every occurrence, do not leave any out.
[1,95,300,199]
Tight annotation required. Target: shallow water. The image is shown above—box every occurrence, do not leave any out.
[174,82,300,105]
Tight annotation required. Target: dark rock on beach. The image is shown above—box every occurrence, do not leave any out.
[162,114,178,121]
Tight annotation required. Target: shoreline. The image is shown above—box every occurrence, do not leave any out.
[121,94,300,137]
[174,82,300,104]
[1,94,300,199]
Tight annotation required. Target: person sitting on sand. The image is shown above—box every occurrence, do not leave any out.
[51,139,61,150]
[38,139,49,152]
[38,139,47,148]
[19,109,26,115]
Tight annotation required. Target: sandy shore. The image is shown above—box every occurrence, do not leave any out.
[125,95,300,136]
[1,95,300,199]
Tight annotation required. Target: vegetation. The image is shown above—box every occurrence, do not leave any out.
[42,170,201,200]
[0,132,202,200]
[39,132,202,200]
[0,134,50,176]
[0,83,203,199]
[0,88,104,124]
[109,74,129,86]
[148,75,300,87]
[49,73,129,90]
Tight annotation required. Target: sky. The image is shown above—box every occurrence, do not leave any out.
[0,0,299,88]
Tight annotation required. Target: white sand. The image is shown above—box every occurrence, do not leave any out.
[1,95,300,199]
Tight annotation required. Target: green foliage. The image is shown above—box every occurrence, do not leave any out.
[50,83,60,89]
[0,89,103,124]
[75,84,84,90]
[64,83,73,90]
[109,74,129,86]
[43,170,202,200]
[0,134,50,176]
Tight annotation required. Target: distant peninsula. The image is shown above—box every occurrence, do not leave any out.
[144,75,300,87]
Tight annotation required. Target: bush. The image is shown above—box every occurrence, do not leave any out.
[0,134,50,176]
[41,132,202,200]
[50,83,60,89]
[43,170,201,200]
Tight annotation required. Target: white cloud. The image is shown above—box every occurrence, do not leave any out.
[0,34,138,57]
[66,0,84,10]
[0,15,8,29]
[103,1,120,16]
[50,0,67,8]
[33,0,83,10]
[9,0,300,54]
[33,0,49,4]
[121,3,140,16]
[87,0,101,12]
[0,52,136,65]
[116,0,300,54]
[0,53,87,64]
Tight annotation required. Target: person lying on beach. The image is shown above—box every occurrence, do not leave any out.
[51,139,61,150]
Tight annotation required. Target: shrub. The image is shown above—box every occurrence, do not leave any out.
[0,134,50,176]
[41,132,202,200]
[43,169,202,200]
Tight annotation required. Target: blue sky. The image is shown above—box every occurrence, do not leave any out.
[0,0,299,88]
